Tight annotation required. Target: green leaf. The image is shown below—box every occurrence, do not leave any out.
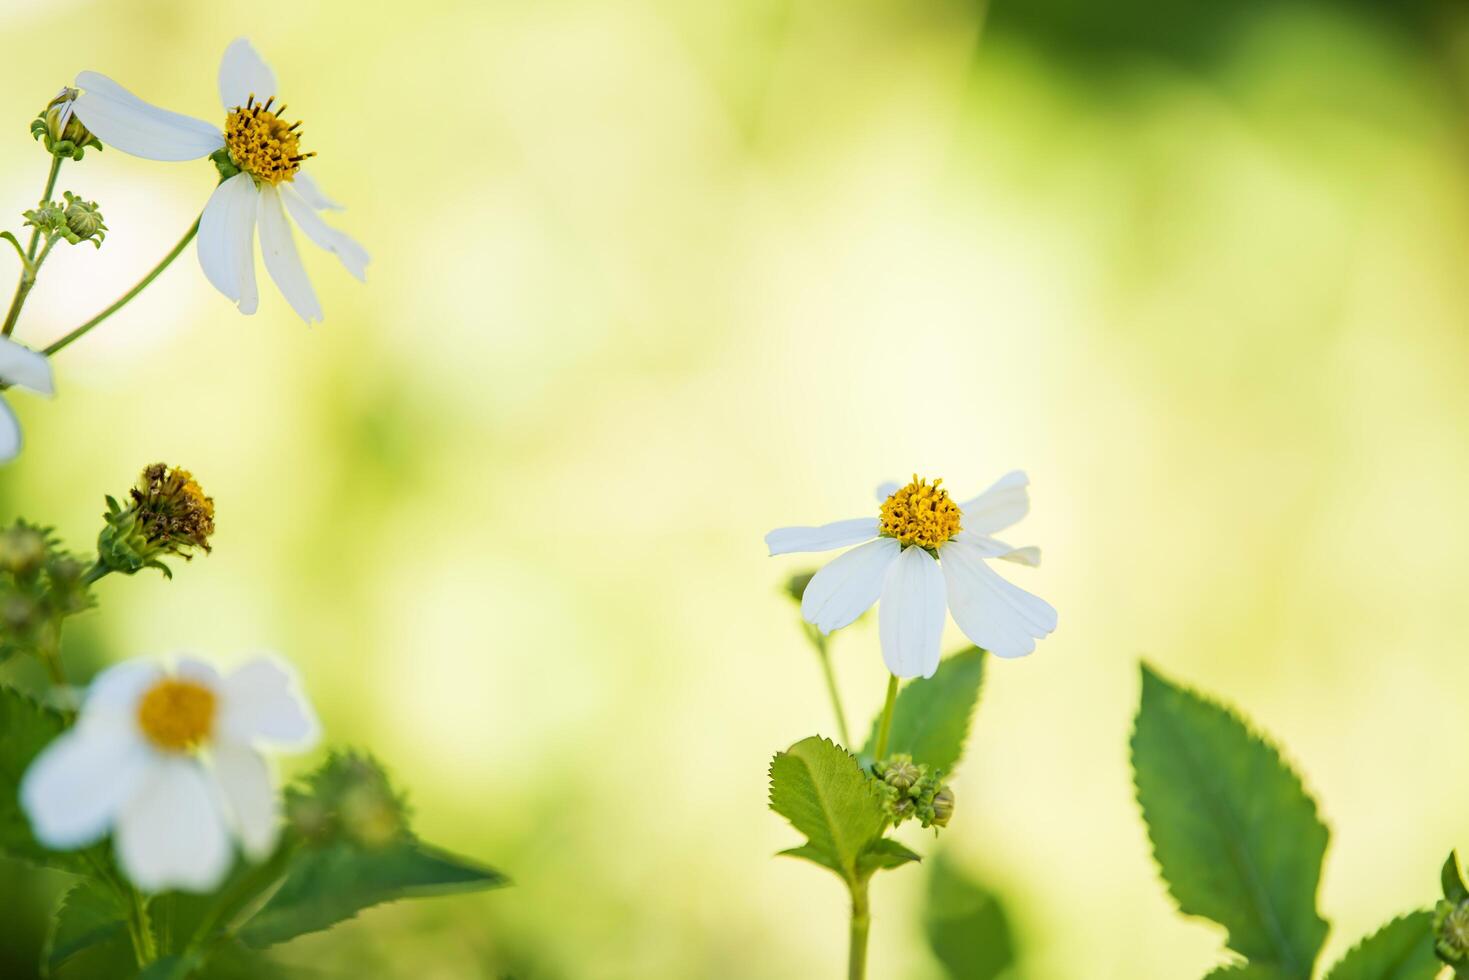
[0,684,85,870]
[856,838,921,879]
[769,736,887,883]
[1131,664,1329,978]
[1323,911,1439,980]
[1445,852,1468,903]
[239,838,508,948]
[1202,966,1296,979]
[45,879,128,974]
[922,853,1016,980]
[861,647,984,772]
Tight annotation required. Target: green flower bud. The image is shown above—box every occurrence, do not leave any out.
[32,87,101,160]
[930,785,954,828]
[0,524,49,577]
[61,192,105,247]
[286,752,409,850]
[1437,899,1469,965]
[878,755,922,793]
[97,464,215,577]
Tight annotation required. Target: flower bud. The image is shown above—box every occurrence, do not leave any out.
[97,464,215,577]
[879,755,922,793]
[31,87,101,160]
[929,785,955,828]
[0,524,49,577]
[62,192,106,247]
[287,752,408,850]
[1437,899,1469,966]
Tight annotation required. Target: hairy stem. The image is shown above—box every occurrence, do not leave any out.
[44,216,200,357]
[847,880,870,980]
[873,674,899,761]
[2,156,63,338]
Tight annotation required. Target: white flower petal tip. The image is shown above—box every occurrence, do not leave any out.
[292,172,345,212]
[71,71,223,162]
[801,536,900,633]
[765,517,877,556]
[941,535,1057,661]
[116,758,232,893]
[258,185,323,323]
[1000,546,1041,567]
[0,399,21,463]
[0,337,55,396]
[879,546,946,679]
[217,38,278,110]
[960,470,1031,535]
[281,185,368,282]
[20,727,147,850]
[222,655,320,750]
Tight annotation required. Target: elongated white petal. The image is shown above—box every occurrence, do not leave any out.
[72,71,222,161]
[20,722,149,850]
[940,535,1056,659]
[197,173,259,314]
[83,660,163,720]
[115,757,232,893]
[874,481,900,502]
[257,185,322,322]
[0,337,53,395]
[219,656,319,749]
[878,545,946,678]
[281,185,368,281]
[292,172,345,212]
[212,740,278,860]
[959,470,1030,535]
[766,517,877,556]
[955,530,1040,567]
[217,38,277,109]
[801,536,901,633]
[0,398,21,462]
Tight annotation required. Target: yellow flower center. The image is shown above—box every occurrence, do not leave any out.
[136,678,216,752]
[879,476,962,550]
[224,95,314,185]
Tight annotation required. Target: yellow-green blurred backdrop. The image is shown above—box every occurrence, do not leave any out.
[3,0,1468,976]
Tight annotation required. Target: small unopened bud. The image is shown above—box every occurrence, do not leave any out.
[880,756,921,793]
[32,88,100,160]
[0,524,48,577]
[1438,900,1469,966]
[61,192,105,247]
[97,463,215,577]
[930,785,955,828]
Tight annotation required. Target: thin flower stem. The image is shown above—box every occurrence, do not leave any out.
[130,887,158,964]
[847,881,870,980]
[43,216,201,357]
[2,156,63,338]
[81,560,111,586]
[36,620,75,723]
[803,624,852,747]
[873,674,899,761]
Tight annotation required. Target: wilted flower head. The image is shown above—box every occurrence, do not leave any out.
[97,463,215,576]
[20,654,318,892]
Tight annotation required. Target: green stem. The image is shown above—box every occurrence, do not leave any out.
[43,216,200,357]
[873,674,899,761]
[130,887,158,965]
[810,630,852,747]
[81,560,111,586]
[2,156,62,338]
[36,620,75,723]
[848,880,870,980]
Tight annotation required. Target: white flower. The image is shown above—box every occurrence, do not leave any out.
[766,472,1058,678]
[0,336,55,463]
[21,655,318,892]
[71,38,367,323]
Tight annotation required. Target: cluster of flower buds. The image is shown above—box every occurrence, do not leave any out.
[286,752,408,849]
[30,87,101,160]
[22,191,106,249]
[1436,852,1469,974]
[0,521,92,661]
[872,753,954,830]
[96,463,215,578]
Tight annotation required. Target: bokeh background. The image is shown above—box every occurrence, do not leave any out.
[2,0,1468,976]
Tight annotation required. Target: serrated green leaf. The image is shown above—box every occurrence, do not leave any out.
[1131,664,1329,978]
[238,838,508,948]
[861,648,984,772]
[45,879,128,974]
[769,736,887,884]
[0,684,85,870]
[856,838,921,878]
[1323,911,1438,980]
[922,853,1016,980]
[1201,966,1295,979]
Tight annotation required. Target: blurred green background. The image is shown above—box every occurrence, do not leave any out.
[2,0,1468,976]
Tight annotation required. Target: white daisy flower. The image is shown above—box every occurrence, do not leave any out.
[0,336,54,462]
[766,473,1058,678]
[71,38,367,323]
[21,655,318,893]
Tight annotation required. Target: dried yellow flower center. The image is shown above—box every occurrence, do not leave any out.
[224,95,314,185]
[137,678,216,752]
[879,476,962,550]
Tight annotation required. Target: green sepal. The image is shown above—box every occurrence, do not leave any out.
[861,647,984,772]
[1322,910,1438,980]
[1131,663,1329,977]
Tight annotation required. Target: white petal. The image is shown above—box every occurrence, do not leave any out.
[257,185,322,323]
[281,185,368,281]
[959,470,1030,535]
[175,656,223,689]
[20,722,150,850]
[82,659,163,721]
[801,536,900,633]
[72,71,222,161]
[211,740,278,860]
[115,757,232,893]
[878,545,947,679]
[219,656,319,750]
[291,172,345,212]
[954,530,1041,567]
[217,38,278,110]
[197,173,259,314]
[874,481,900,502]
[0,398,20,463]
[940,535,1057,659]
[765,517,878,556]
[0,337,53,395]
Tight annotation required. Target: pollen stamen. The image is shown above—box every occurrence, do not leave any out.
[879,475,962,550]
[137,678,216,752]
[224,95,312,185]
